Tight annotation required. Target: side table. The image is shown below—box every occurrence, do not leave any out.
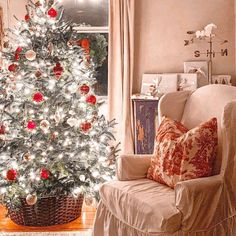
[132,96,159,154]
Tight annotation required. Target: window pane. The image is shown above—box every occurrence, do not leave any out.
[62,0,109,27]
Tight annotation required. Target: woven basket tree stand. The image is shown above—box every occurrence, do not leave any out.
[8,195,84,226]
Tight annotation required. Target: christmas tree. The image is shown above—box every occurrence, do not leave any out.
[0,0,118,210]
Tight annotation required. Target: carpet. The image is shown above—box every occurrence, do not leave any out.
[0,232,92,236]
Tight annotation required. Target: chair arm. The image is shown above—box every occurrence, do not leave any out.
[175,175,223,231]
[116,154,152,181]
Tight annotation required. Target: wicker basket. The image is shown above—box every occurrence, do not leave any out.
[8,195,84,226]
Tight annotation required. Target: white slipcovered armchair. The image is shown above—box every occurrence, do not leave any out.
[92,85,236,236]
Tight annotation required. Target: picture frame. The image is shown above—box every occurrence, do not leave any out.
[184,60,209,87]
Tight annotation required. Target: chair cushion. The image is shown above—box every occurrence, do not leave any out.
[99,179,181,234]
[147,117,218,188]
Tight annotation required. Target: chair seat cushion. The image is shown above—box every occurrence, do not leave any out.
[99,179,182,234]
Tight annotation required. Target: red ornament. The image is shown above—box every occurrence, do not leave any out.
[33,92,44,103]
[80,84,90,95]
[25,14,30,22]
[86,95,97,105]
[6,169,17,181]
[81,122,92,132]
[48,8,58,18]
[53,62,64,79]
[27,120,36,130]
[16,47,23,53]
[81,38,90,49]
[8,64,17,72]
[14,53,20,61]
[0,124,6,135]
[40,168,50,180]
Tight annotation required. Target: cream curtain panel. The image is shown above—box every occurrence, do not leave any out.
[108,0,135,154]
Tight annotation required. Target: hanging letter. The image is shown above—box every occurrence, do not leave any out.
[221,49,228,56]
[194,50,200,57]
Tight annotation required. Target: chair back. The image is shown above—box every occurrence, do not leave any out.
[181,85,236,174]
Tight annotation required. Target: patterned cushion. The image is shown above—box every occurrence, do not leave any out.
[147,117,218,188]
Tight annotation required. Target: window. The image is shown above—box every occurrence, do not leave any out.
[62,0,109,96]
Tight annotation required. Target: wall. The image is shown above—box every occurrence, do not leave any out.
[0,0,28,29]
[133,0,236,92]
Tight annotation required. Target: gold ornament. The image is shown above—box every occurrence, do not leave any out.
[35,70,42,78]
[23,153,31,161]
[3,41,9,48]
[26,194,38,205]
[25,50,36,61]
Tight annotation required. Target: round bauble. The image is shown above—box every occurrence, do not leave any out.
[80,38,90,49]
[3,41,9,48]
[14,53,20,61]
[6,169,17,181]
[25,50,36,61]
[25,14,30,22]
[16,47,23,53]
[40,120,50,131]
[26,194,38,206]
[0,124,6,135]
[79,84,90,95]
[86,95,97,105]
[8,64,18,72]
[33,92,44,103]
[81,122,92,132]
[35,70,42,78]
[23,153,31,161]
[40,168,50,180]
[27,120,37,130]
[48,8,57,18]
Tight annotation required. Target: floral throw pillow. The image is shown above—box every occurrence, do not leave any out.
[147,117,218,188]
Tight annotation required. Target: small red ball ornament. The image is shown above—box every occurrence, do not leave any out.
[27,120,36,130]
[16,47,23,53]
[81,38,90,49]
[80,84,90,95]
[6,169,17,181]
[25,14,30,22]
[81,122,92,132]
[53,62,63,79]
[8,64,17,72]
[14,53,20,61]
[33,92,44,103]
[0,124,6,135]
[40,168,50,180]
[86,95,97,105]
[48,8,58,18]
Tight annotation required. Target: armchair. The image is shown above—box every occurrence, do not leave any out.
[93,85,236,236]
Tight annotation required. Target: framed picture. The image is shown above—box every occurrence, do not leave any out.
[184,61,209,87]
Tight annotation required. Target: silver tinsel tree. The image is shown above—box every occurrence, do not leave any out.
[0,0,118,210]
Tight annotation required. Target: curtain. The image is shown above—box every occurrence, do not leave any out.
[108,0,135,154]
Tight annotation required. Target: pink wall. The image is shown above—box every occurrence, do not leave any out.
[134,0,236,92]
[0,0,28,28]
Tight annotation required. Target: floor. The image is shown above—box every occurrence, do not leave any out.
[0,205,96,232]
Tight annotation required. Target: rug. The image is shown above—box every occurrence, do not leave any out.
[0,231,91,236]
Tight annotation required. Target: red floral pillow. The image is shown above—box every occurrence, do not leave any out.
[147,117,218,188]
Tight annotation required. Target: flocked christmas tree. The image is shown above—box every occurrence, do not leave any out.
[0,0,118,210]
